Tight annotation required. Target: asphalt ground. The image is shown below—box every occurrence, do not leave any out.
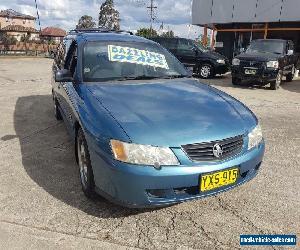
[0,58,299,249]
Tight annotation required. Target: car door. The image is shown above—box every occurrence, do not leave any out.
[156,38,178,57]
[176,39,198,70]
[58,42,79,134]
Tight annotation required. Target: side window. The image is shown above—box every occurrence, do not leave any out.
[177,39,197,56]
[54,43,66,70]
[164,39,178,51]
[178,39,194,51]
[64,42,78,77]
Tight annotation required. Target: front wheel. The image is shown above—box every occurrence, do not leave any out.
[76,128,96,199]
[198,64,213,79]
[270,71,282,90]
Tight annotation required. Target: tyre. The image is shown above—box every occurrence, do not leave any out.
[76,128,96,198]
[286,65,295,82]
[270,71,282,90]
[232,77,241,86]
[54,98,62,120]
[198,64,213,79]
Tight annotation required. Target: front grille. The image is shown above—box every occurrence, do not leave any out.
[240,60,265,69]
[182,135,244,162]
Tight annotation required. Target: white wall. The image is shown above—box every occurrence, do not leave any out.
[192,0,300,25]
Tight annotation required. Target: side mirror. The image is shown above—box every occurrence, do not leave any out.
[55,69,73,82]
[287,49,294,55]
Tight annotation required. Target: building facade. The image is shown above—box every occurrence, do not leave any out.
[192,0,300,60]
[40,27,67,44]
[0,9,38,41]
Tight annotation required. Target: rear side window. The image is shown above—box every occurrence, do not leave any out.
[164,39,178,50]
[156,38,178,51]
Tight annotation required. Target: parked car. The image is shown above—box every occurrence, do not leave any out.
[231,39,299,90]
[52,28,265,208]
[151,37,230,79]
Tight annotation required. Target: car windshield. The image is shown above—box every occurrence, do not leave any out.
[83,41,189,82]
[194,42,208,52]
[247,40,284,55]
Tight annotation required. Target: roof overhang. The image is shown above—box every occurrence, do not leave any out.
[192,0,300,27]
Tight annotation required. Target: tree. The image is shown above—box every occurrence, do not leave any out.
[199,34,211,48]
[0,33,17,45]
[160,30,174,38]
[76,15,96,29]
[98,0,120,30]
[20,33,31,42]
[136,28,158,38]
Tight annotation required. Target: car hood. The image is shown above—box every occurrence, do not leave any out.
[236,52,280,62]
[87,79,255,147]
[203,50,227,60]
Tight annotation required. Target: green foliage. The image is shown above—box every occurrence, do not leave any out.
[136,28,158,38]
[0,33,17,45]
[76,15,96,29]
[20,34,31,43]
[198,34,211,48]
[99,0,120,30]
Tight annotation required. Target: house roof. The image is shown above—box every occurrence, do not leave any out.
[0,9,36,20]
[41,27,66,37]
[0,25,39,33]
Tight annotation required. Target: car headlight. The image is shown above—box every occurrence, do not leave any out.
[248,124,263,150]
[217,59,225,64]
[232,58,240,66]
[110,140,179,166]
[266,60,279,69]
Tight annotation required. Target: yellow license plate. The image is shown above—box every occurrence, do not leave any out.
[200,168,239,192]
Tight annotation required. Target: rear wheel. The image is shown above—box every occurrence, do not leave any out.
[286,65,295,82]
[270,71,282,90]
[77,128,96,199]
[198,64,213,79]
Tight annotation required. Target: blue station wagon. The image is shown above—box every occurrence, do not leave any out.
[51,29,265,208]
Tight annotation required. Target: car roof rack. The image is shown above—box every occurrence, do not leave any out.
[68,28,133,35]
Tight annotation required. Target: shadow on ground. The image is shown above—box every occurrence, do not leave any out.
[281,78,300,93]
[14,95,156,218]
[203,74,300,93]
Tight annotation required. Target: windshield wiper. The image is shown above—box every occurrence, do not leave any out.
[116,76,161,81]
[116,75,190,81]
[159,75,191,79]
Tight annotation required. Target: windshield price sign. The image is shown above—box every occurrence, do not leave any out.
[108,45,169,69]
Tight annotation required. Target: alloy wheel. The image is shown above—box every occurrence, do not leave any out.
[200,65,211,78]
[78,139,88,188]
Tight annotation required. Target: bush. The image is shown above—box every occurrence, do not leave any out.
[0,34,18,45]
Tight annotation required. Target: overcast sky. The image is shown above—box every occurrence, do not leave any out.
[0,0,202,38]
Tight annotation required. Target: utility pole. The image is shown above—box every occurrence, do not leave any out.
[147,0,157,32]
[34,0,41,32]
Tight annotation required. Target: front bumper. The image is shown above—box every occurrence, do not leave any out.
[232,66,278,83]
[88,137,265,208]
[214,63,230,75]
